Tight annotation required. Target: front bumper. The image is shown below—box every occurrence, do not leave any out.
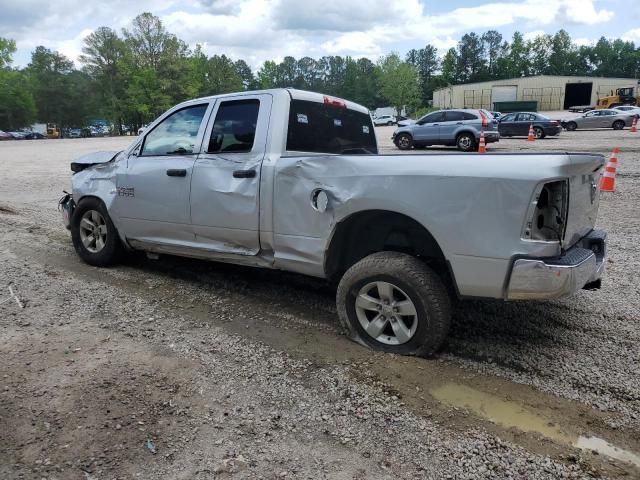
[59,192,76,230]
[506,229,606,300]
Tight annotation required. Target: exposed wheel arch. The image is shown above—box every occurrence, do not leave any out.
[324,210,451,286]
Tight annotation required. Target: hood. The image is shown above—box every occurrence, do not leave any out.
[397,119,415,126]
[70,151,121,173]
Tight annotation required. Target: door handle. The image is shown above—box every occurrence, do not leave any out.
[233,169,256,178]
[166,169,187,177]
[456,122,463,125]
[432,123,439,126]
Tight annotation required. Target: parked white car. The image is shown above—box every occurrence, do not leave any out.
[373,115,396,126]
[613,105,640,117]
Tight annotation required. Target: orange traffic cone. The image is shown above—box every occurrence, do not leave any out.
[600,147,619,192]
[527,123,535,141]
[478,129,486,153]
[631,116,637,133]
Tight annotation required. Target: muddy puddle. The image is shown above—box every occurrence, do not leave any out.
[431,383,640,468]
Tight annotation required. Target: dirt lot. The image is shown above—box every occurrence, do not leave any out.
[1,127,639,479]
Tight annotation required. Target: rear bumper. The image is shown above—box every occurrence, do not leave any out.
[482,131,500,143]
[545,126,562,136]
[506,229,606,300]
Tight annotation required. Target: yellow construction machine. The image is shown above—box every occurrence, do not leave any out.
[596,87,640,109]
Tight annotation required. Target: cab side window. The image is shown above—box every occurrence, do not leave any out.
[208,100,260,153]
[141,104,208,156]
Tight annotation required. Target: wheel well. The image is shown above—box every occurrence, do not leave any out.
[325,210,449,282]
[456,130,475,140]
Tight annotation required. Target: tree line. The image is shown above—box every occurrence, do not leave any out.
[1,12,639,132]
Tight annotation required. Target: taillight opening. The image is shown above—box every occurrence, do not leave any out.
[523,180,569,242]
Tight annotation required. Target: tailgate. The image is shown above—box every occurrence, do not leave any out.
[564,153,606,247]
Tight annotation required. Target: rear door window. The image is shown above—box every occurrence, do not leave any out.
[462,112,478,121]
[286,99,377,154]
[516,113,535,122]
[208,100,260,153]
[444,111,465,121]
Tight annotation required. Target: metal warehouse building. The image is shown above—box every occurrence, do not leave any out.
[432,75,639,111]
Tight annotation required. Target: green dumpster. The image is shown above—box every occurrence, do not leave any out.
[493,101,538,112]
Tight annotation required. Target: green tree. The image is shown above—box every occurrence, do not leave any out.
[481,31,503,78]
[440,48,458,84]
[0,37,17,68]
[497,32,530,78]
[256,60,278,89]
[0,69,37,130]
[377,53,421,114]
[79,27,127,132]
[406,44,439,104]
[456,33,487,82]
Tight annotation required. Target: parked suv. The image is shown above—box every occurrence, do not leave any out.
[392,109,499,152]
[373,115,396,126]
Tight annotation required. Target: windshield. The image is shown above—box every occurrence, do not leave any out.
[286,99,378,154]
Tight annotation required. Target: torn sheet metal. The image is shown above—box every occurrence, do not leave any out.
[70,151,121,172]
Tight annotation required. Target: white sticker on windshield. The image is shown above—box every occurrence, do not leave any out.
[362,125,370,134]
[297,114,308,124]
[334,119,342,127]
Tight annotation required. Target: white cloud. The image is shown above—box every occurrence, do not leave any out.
[622,28,640,42]
[554,0,614,25]
[5,0,620,68]
[523,30,546,41]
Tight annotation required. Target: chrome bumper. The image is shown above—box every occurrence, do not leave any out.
[506,230,606,300]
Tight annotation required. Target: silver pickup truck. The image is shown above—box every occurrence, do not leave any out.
[60,89,607,356]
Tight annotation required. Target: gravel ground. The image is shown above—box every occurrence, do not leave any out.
[0,129,639,479]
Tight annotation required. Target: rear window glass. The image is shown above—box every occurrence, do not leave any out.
[286,99,377,154]
[462,112,478,120]
[444,111,464,121]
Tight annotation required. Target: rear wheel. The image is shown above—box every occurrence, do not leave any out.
[395,133,413,150]
[336,252,451,356]
[456,132,475,152]
[71,197,123,267]
[566,121,577,131]
[533,126,545,139]
[613,120,625,130]
[387,121,394,126]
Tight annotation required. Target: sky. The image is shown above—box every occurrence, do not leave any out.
[3,0,640,69]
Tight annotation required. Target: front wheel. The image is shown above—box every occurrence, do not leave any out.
[71,197,123,267]
[613,120,625,130]
[387,121,394,126]
[395,133,413,150]
[336,252,451,356]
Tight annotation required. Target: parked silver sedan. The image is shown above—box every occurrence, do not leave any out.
[562,109,635,131]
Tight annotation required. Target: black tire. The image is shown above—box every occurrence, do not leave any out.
[456,132,476,152]
[612,120,625,130]
[566,121,577,131]
[387,121,394,126]
[336,252,451,356]
[71,197,123,267]
[395,133,413,150]
[533,126,545,139]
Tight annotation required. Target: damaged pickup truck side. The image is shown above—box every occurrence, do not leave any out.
[61,89,607,356]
